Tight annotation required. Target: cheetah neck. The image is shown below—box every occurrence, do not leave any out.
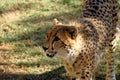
[63,35,86,62]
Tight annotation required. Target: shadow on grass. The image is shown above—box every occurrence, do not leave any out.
[0,66,120,80]
[0,66,68,80]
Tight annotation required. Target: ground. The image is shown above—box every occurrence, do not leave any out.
[0,0,120,80]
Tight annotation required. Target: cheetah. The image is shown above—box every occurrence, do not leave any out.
[43,0,118,80]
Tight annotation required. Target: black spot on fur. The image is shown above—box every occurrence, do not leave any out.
[93,6,99,10]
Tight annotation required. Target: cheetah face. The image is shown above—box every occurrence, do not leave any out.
[43,19,83,60]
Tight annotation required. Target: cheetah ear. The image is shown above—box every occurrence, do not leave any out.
[67,26,78,39]
[53,18,62,25]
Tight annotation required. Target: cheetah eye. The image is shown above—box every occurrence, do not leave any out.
[53,36,59,42]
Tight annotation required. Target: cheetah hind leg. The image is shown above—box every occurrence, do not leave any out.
[106,44,116,80]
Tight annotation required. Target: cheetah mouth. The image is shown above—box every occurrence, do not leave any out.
[46,52,56,58]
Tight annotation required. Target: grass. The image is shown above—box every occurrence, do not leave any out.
[0,0,120,80]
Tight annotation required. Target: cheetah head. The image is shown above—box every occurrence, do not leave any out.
[43,19,85,60]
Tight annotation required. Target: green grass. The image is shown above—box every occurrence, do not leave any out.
[63,0,81,8]
[0,0,120,80]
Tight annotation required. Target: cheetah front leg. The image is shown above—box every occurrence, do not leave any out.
[106,44,116,80]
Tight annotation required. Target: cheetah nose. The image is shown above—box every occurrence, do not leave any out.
[46,53,56,58]
[42,46,48,51]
